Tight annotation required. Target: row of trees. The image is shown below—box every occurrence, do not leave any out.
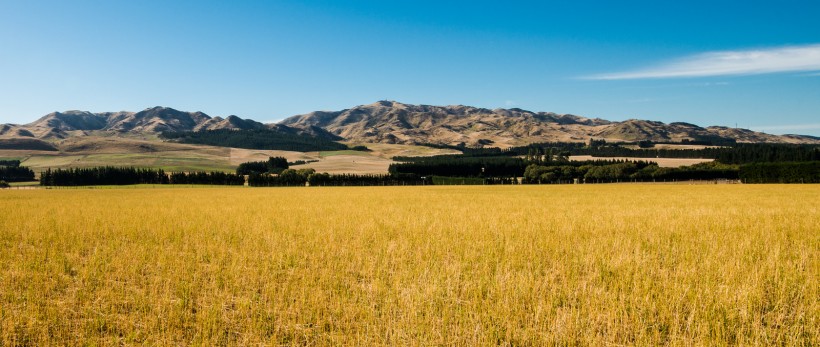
[249,170,428,187]
[523,161,741,184]
[508,142,736,160]
[0,160,21,167]
[236,157,289,175]
[394,141,818,184]
[392,154,665,178]
[288,159,319,166]
[409,141,820,163]
[40,167,244,186]
[248,169,317,187]
[389,157,528,177]
[307,173,427,186]
[168,171,244,185]
[739,162,820,183]
[522,160,820,184]
[41,167,169,186]
[32,161,818,187]
[0,164,35,182]
[431,176,518,185]
[715,144,820,164]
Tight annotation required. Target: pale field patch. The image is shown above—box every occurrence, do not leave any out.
[1,139,455,175]
[294,154,392,174]
[0,185,817,345]
[346,142,461,158]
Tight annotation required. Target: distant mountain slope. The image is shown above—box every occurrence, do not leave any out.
[103,107,211,133]
[280,101,820,146]
[0,138,59,151]
[279,101,616,147]
[27,110,108,132]
[4,107,268,140]
[0,124,35,138]
[160,128,349,152]
[3,102,819,145]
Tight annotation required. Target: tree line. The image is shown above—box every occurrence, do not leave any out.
[40,167,244,186]
[306,173,427,186]
[389,156,527,177]
[509,142,820,162]
[248,168,317,187]
[29,139,820,187]
[248,169,427,187]
[0,160,22,167]
[390,155,666,179]
[236,157,289,175]
[167,171,245,185]
[738,162,820,183]
[0,160,35,182]
[431,176,518,185]
[523,161,740,184]
[408,141,820,163]
[37,161,817,187]
[714,144,820,164]
[522,160,820,184]
[394,141,819,184]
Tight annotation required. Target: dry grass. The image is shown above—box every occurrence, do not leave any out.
[342,142,460,159]
[1,138,458,175]
[0,185,817,345]
[294,154,392,174]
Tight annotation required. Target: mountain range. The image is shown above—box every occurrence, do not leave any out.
[2,101,818,146]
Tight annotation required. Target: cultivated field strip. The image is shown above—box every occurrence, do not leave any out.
[0,185,817,345]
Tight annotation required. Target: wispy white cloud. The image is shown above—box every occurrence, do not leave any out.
[585,44,820,80]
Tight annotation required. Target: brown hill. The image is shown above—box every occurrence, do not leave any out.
[0,124,35,138]
[101,107,251,133]
[279,101,615,147]
[5,107,267,139]
[0,138,59,151]
[3,102,819,146]
[280,101,820,146]
[57,136,214,154]
[195,115,266,132]
[26,110,108,132]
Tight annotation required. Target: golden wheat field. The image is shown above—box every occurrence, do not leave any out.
[1,185,818,345]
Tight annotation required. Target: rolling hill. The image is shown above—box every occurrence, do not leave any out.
[280,101,820,146]
[3,107,269,140]
[3,102,819,147]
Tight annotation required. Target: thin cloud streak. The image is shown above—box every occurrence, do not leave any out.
[586,44,820,80]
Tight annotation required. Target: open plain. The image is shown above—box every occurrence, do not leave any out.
[1,185,817,345]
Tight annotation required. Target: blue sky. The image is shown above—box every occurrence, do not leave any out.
[1,0,819,135]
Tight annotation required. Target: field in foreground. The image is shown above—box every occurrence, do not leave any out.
[0,185,817,345]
